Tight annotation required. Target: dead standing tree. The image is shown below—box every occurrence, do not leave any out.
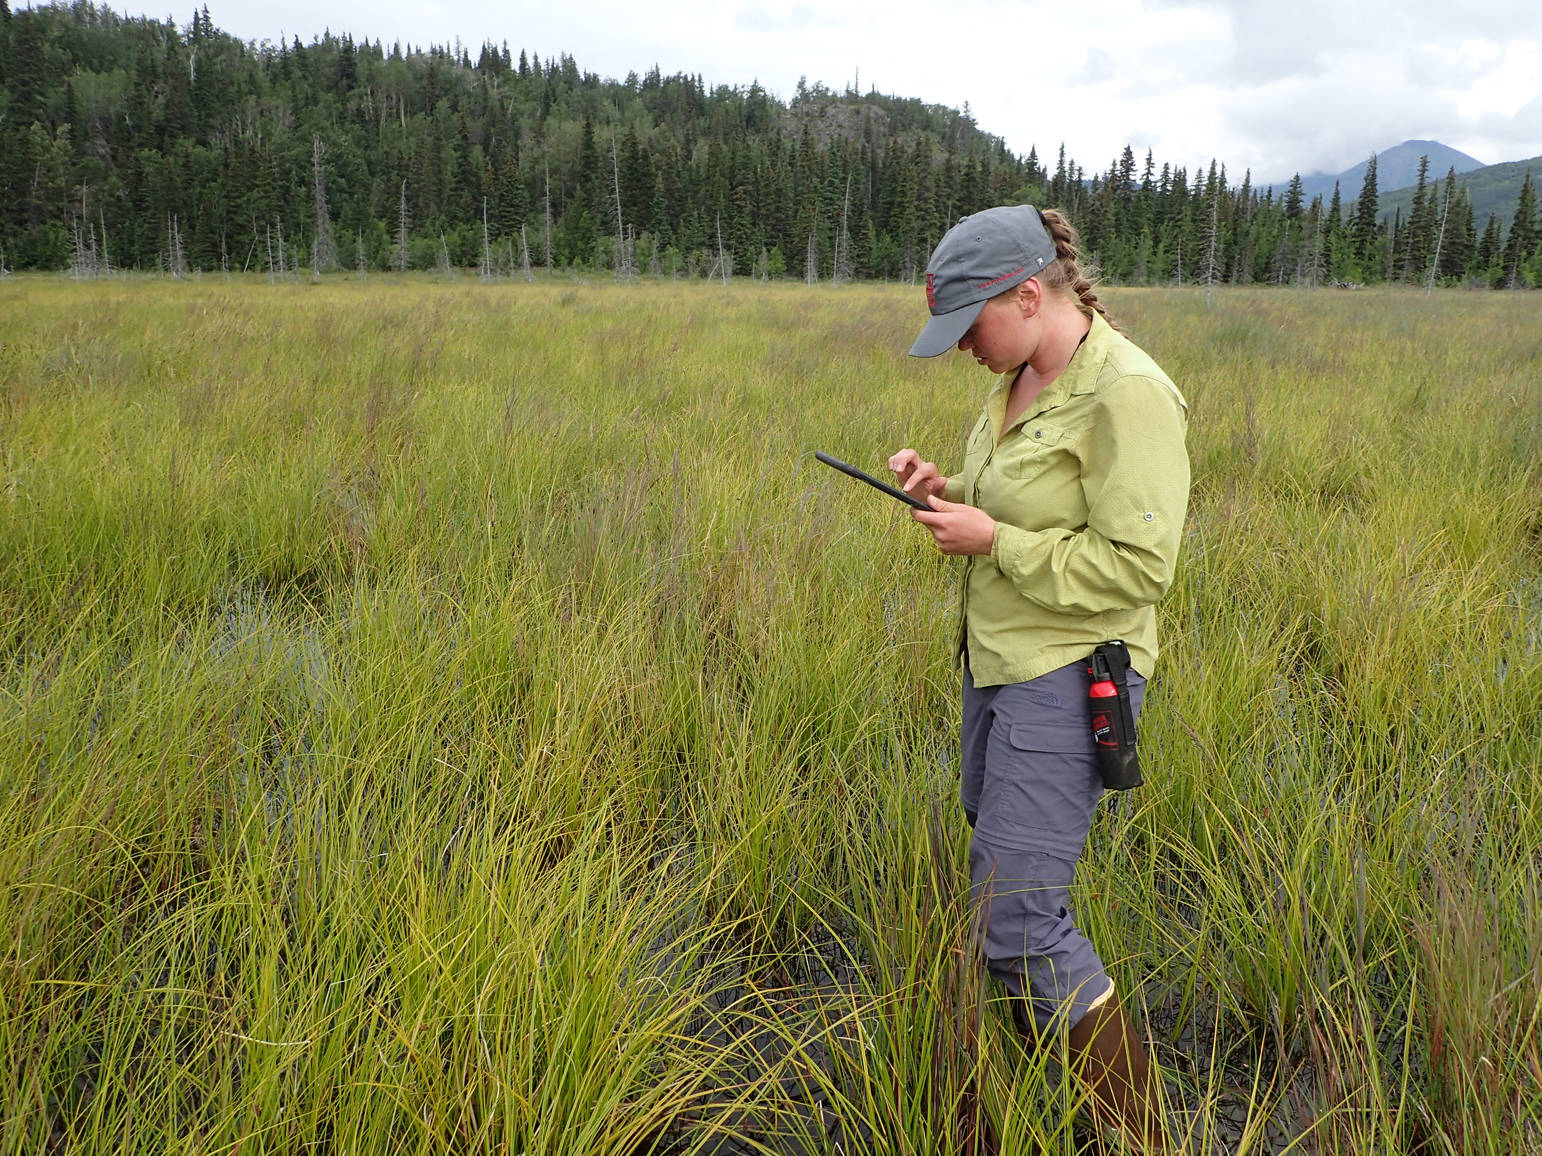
[99,208,112,276]
[1201,192,1221,305]
[167,214,188,278]
[708,214,731,284]
[1426,188,1451,296]
[805,217,819,287]
[611,132,634,281]
[1306,211,1326,290]
[71,182,100,281]
[832,173,854,285]
[481,197,494,281]
[311,135,337,275]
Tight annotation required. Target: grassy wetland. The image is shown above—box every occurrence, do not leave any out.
[1,275,1540,1155]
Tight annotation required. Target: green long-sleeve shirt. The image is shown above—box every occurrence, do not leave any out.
[942,312,1189,687]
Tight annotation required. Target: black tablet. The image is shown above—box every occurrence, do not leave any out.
[815,451,931,511]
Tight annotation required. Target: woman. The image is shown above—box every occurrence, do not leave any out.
[889,204,1188,1149]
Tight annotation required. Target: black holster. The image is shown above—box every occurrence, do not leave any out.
[1087,640,1142,791]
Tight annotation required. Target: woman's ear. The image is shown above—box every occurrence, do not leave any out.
[1017,277,1042,318]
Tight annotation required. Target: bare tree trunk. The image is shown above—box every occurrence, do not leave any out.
[357,227,367,280]
[71,218,85,281]
[311,136,337,275]
[395,180,410,273]
[1310,214,1324,289]
[1426,191,1450,296]
[709,214,730,284]
[805,226,819,287]
[544,162,553,274]
[833,172,854,285]
[1202,195,1220,305]
[168,214,187,278]
[520,223,532,281]
[481,197,493,281]
[611,132,630,281]
[72,183,94,280]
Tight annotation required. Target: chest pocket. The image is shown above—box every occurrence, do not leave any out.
[1004,424,1067,481]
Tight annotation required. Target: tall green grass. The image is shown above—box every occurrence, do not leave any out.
[1,276,1539,1154]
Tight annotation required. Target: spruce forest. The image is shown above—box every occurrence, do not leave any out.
[3,0,1540,287]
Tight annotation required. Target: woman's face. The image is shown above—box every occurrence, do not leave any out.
[956,282,1036,374]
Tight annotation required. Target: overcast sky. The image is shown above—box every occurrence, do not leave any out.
[147,0,1542,188]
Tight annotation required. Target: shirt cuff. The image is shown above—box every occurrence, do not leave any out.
[990,521,1026,570]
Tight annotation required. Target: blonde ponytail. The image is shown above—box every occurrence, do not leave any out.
[1036,208,1119,332]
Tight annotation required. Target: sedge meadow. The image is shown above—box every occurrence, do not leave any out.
[1,278,1539,1154]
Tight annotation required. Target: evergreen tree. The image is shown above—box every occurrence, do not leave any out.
[575,115,601,224]
[1500,171,1536,288]
[1282,174,1303,221]
[1436,174,1474,282]
[10,10,46,126]
[0,0,12,114]
[1402,154,1433,283]
[495,151,527,237]
[1351,154,1379,270]
[1476,213,1502,273]
[1051,143,1068,206]
[648,174,671,248]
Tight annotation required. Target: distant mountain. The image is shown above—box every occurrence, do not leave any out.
[1295,140,1485,206]
[1379,155,1541,236]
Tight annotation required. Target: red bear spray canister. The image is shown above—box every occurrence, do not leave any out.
[1087,641,1143,790]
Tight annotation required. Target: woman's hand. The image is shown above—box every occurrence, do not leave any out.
[887,448,948,500]
[912,496,996,556]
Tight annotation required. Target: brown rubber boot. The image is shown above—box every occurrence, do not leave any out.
[1065,988,1165,1153]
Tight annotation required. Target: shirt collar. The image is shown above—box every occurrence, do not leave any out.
[988,311,1114,432]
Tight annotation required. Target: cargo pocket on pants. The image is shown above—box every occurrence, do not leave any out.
[972,719,1103,861]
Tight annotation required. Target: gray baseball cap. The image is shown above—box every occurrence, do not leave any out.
[909,205,1057,358]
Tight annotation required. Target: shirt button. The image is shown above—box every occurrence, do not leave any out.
[1143,512,1155,521]
[1034,430,1042,439]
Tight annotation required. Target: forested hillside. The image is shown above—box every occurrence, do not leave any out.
[3,1,1539,286]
